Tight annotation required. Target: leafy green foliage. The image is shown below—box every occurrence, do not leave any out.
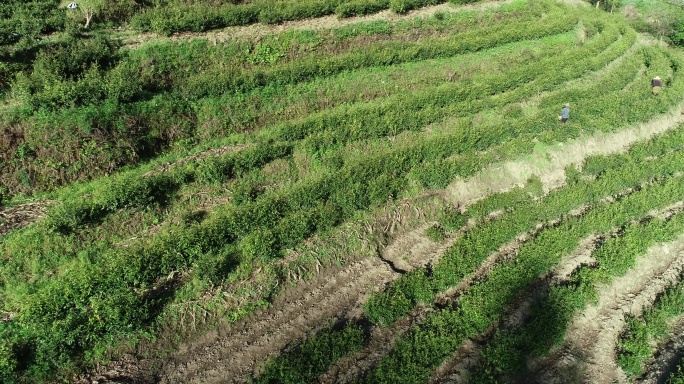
[424,224,446,242]
[370,171,684,383]
[617,278,684,378]
[4,1,684,381]
[255,323,367,383]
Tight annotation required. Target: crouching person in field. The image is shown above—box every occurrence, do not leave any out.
[652,76,662,96]
[558,103,570,123]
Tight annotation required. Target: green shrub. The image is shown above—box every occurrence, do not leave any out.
[194,246,240,284]
[425,224,446,242]
[441,207,467,231]
[390,0,443,14]
[256,323,367,383]
[336,0,390,18]
[239,228,279,261]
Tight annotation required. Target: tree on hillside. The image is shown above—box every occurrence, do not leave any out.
[62,0,105,29]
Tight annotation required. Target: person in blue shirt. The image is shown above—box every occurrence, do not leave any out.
[559,103,570,123]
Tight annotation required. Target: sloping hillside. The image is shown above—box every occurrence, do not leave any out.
[4,0,684,382]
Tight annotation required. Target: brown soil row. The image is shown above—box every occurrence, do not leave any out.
[112,103,684,383]
[157,257,396,383]
[531,206,684,384]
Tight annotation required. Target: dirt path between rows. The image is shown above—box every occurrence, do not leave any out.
[158,256,398,383]
[118,0,516,49]
[532,211,684,384]
[145,105,684,383]
[446,105,684,205]
[428,233,601,383]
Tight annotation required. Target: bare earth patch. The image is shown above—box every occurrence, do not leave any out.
[0,199,53,239]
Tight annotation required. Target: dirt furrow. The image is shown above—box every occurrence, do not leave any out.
[532,226,684,384]
[429,234,600,384]
[158,256,396,383]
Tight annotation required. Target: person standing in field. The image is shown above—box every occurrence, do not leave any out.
[652,76,662,96]
[559,103,570,123]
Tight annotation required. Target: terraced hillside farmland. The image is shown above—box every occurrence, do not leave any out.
[4,0,684,382]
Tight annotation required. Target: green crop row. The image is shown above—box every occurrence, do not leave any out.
[211,29,578,135]
[247,123,684,384]
[413,40,679,190]
[21,28,568,214]
[24,4,540,110]
[617,278,684,378]
[365,113,684,327]
[254,322,367,383]
[272,20,631,155]
[43,7,595,231]
[2,1,576,200]
[178,2,577,100]
[131,0,343,35]
[45,142,292,232]
[368,163,684,383]
[668,358,684,384]
[129,0,467,35]
[472,207,684,382]
[336,0,391,17]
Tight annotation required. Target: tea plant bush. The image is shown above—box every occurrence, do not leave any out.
[617,278,684,378]
[255,322,367,383]
[369,172,684,383]
[1,0,572,200]
[251,124,684,382]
